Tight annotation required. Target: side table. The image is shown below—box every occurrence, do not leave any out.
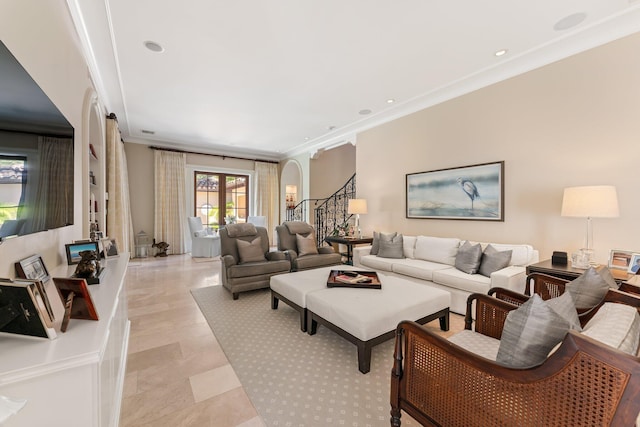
[526,259,632,285]
[324,236,373,265]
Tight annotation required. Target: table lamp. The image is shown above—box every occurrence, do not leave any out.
[347,199,367,238]
[560,185,619,268]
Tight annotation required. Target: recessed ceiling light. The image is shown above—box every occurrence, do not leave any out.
[304,137,310,141]
[494,49,508,57]
[141,129,155,135]
[144,41,164,53]
[359,109,372,115]
[554,13,587,31]
[386,99,395,104]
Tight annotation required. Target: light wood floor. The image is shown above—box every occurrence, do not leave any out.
[119,254,464,426]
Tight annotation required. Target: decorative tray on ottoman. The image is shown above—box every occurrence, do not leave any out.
[327,270,381,289]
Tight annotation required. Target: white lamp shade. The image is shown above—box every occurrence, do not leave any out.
[347,199,368,215]
[561,185,619,218]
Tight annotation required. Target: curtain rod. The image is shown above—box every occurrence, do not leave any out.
[149,145,279,164]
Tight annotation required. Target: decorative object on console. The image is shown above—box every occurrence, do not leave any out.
[561,185,619,268]
[52,277,99,333]
[552,251,568,266]
[609,249,634,270]
[0,278,57,339]
[629,253,640,275]
[15,254,50,283]
[347,198,367,238]
[73,250,103,284]
[65,241,100,265]
[406,161,504,221]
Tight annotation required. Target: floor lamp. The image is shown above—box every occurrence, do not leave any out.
[348,199,368,239]
[561,185,619,268]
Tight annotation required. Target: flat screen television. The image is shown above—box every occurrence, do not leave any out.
[0,40,74,240]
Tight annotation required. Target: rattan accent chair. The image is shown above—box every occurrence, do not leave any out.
[390,288,640,427]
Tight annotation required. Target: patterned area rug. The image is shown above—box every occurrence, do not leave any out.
[191,285,421,427]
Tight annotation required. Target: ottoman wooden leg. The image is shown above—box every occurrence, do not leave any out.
[439,310,450,331]
[307,311,318,335]
[357,341,372,374]
[271,293,279,309]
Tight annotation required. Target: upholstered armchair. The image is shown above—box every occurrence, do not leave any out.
[187,217,220,258]
[219,223,290,299]
[275,221,342,271]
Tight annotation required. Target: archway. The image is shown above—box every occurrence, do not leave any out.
[280,160,302,223]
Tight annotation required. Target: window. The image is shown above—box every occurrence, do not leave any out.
[194,171,248,230]
[0,156,26,231]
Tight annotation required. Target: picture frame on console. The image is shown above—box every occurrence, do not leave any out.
[628,253,640,275]
[15,254,50,283]
[609,249,634,270]
[406,161,504,221]
[65,242,100,265]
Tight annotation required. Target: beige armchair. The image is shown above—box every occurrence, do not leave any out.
[219,223,290,300]
[275,221,342,271]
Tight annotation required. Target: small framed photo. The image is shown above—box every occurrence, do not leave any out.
[609,250,634,270]
[628,253,640,275]
[52,277,99,332]
[15,254,50,282]
[65,241,100,265]
[102,238,119,258]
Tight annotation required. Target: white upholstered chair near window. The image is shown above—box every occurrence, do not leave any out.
[187,217,220,258]
[247,216,267,227]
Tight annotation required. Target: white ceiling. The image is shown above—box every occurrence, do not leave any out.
[67,0,640,160]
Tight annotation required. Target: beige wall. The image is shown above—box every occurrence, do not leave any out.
[310,143,356,199]
[356,32,640,265]
[0,1,97,276]
[125,143,258,238]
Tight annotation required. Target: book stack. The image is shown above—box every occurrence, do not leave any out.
[0,278,57,339]
[335,273,373,284]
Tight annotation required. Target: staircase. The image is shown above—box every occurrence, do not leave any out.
[285,173,356,245]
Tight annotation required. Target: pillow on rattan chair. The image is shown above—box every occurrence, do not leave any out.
[567,267,617,309]
[496,294,576,368]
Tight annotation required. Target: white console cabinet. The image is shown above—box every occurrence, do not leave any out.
[0,254,130,427]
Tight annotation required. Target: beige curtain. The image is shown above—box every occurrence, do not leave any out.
[106,117,135,254]
[154,150,187,254]
[254,161,279,245]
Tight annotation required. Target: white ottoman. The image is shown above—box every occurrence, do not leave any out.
[306,275,451,373]
[270,265,361,331]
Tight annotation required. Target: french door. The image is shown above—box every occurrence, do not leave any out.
[194,171,248,230]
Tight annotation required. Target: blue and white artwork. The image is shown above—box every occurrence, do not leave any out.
[406,161,504,221]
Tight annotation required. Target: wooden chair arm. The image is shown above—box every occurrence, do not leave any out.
[488,287,530,306]
[525,273,569,298]
[465,293,519,340]
[391,321,640,427]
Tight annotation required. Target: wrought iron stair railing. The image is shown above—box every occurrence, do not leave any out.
[285,173,356,245]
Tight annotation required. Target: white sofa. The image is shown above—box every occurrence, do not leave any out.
[353,235,539,314]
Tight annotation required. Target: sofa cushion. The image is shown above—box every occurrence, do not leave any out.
[378,233,404,259]
[403,235,417,259]
[414,236,460,266]
[448,330,500,361]
[359,254,395,272]
[370,231,396,256]
[582,302,640,355]
[296,233,319,257]
[496,294,570,368]
[545,291,582,332]
[432,268,491,294]
[487,243,535,266]
[392,259,454,282]
[567,267,615,309]
[454,241,483,274]
[236,237,267,263]
[479,244,512,277]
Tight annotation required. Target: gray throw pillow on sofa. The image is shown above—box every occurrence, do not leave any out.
[567,267,615,309]
[236,236,267,263]
[496,294,571,368]
[454,241,483,274]
[478,244,512,277]
[377,233,404,259]
[371,231,396,256]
